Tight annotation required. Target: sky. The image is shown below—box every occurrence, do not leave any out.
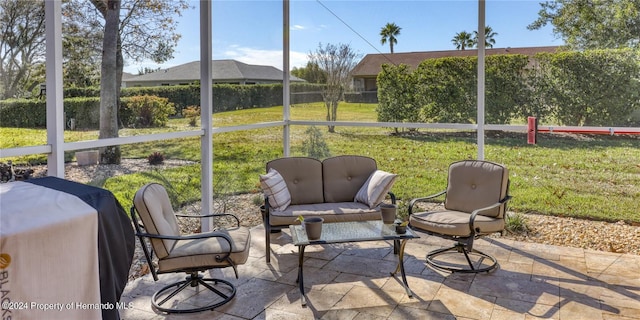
[123,0,564,74]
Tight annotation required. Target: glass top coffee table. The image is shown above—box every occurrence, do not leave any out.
[290,220,419,306]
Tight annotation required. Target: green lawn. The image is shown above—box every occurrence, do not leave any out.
[2,102,639,223]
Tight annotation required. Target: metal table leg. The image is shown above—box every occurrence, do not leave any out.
[391,239,413,297]
[297,245,307,306]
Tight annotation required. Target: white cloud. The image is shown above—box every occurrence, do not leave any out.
[218,46,308,70]
[292,25,305,30]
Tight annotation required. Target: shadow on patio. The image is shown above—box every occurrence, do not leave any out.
[119,226,640,320]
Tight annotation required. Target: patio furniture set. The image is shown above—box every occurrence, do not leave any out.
[127,155,511,313]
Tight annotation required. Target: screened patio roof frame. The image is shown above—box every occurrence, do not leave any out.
[32,0,488,230]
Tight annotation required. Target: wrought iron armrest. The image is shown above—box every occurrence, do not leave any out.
[175,213,241,227]
[468,195,513,234]
[408,190,447,215]
[387,191,396,204]
[136,231,233,245]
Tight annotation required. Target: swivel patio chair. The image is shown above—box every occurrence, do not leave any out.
[408,160,511,273]
[131,183,250,313]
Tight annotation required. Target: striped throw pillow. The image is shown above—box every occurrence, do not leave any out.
[354,170,397,208]
[260,168,291,211]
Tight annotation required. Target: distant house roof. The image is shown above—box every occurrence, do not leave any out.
[122,71,135,80]
[123,60,304,87]
[352,46,563,77]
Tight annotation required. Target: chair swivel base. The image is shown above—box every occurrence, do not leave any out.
[426,244,498,274]
[152,273,236,314]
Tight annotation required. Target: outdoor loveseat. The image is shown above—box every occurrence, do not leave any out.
[260,155,397,262]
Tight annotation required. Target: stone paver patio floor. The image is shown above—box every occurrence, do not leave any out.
[119,226,640,320]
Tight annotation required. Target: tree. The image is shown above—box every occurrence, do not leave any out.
[528,0,640,49]
[0,0,46,99]
[0,0,188,142]
[95,0,121,163]
[85,0,190,163]
[62,3,104,88]
[473,26,498,48]
[63,26,102,88]
[291,62,327,83]
[380,22,401,53]
[1,1,102,96]
[308,43,359,133]
[451,31,474,50]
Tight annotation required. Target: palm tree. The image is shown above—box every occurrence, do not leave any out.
[451,31,474,50]
[380,22,401,53]
[473,26,498,48]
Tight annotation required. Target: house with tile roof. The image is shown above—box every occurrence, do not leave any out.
[351,46,562,92]
[123,59,304,87]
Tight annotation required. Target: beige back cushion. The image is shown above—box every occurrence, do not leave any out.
[444,160,509,218]
[133,183,181,259]
[323,156,378,203]
[267,157,324,205]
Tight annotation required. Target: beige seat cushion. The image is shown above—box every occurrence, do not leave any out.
[445,160,509,218]
[410,160,509,237]
[322,155,377,203]
[409,210,504,237]
[158,226,251,273]
[267,157,323,205]
[269,202,381,226]
[133,183,181,259]
[134,183,251,273]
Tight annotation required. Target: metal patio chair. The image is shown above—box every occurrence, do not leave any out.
[131,183,250,313]
[408,160,511,273]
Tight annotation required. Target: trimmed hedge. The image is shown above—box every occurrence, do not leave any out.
[0,97,99,129]
[0,96,166,129]
[0,99,48,128]
[1,83,326,128]
[534,49,640,126]
[376,49,640,126]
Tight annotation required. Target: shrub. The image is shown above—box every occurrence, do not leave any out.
[534,49,640,126]
[147,151,165,165]
[182,105,201,127]
[0,99,47,127]
[376,64,420,132]
[124,95,175,128]
[505,212,529,234]
[252,194,264,206]
[301,126,330,159]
